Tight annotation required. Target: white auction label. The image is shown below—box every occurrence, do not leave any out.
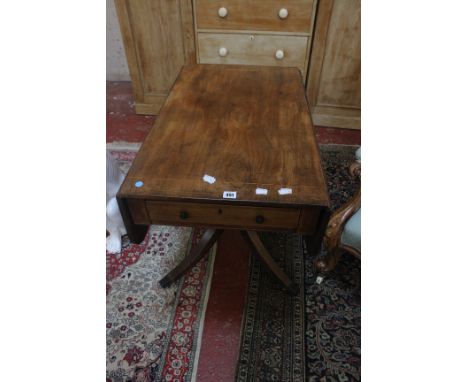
[223,191,237,199]
[203,174,216,184]
[255,188,268,195]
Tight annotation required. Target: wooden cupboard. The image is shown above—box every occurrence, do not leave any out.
[307,0,361,129]
[114,0,196,114]
[114,0,361,129]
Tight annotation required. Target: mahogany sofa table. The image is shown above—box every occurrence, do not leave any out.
[117,64,330,296]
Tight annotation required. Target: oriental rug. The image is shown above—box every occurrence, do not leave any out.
[106,150,216,382]
[236,144,361,382]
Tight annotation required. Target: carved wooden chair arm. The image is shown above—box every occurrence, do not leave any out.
[323,162,361,251]
[349,161,361,180]
[323,186,360,253]
[315,159,361,272]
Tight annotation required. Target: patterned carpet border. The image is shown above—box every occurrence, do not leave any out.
[153,235,217,382]
[235,144,361,382]
[186,243,217,382]
[106,150,217,382]
[236,232,305,382]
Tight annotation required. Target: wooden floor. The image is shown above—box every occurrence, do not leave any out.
[106,80,361,380]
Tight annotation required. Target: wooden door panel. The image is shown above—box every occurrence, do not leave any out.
[125,0,186,94]
[317,0,361,108]
[306,0,361,129]
[115,0,196,114]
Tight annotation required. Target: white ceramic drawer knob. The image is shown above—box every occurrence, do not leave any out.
[275,49,284,60]
[219,47,228,57]
[218,7,228,18]
[278,8,289,19]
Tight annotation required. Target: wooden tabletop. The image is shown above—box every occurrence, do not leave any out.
[119,64,329,208]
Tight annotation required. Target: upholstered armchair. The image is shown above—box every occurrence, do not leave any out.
[315,147,361,272]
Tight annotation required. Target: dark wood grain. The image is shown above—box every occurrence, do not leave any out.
[118,65,330,293]
[160,228,224,287]
[146,201,300,230]
[116,196,148,244]
[119,64,329,210]
[305,207,331,255]
[241,230,299,296]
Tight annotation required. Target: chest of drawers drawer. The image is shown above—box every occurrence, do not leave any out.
[195,0,315,33]
[145,201,301,231]
[198,32,308,76]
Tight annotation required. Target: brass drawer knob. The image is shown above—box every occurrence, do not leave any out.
[179,211,189,220]
[256,215,265,224]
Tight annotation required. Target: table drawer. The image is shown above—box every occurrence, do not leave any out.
[146,201,300,230]
[195,0,315,33]
[198,32,308,73]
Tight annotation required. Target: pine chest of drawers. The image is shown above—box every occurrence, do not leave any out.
[194,0,316,81]
[115,0,361,129]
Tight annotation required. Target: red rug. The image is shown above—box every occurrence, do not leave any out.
[106,150,216,382]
